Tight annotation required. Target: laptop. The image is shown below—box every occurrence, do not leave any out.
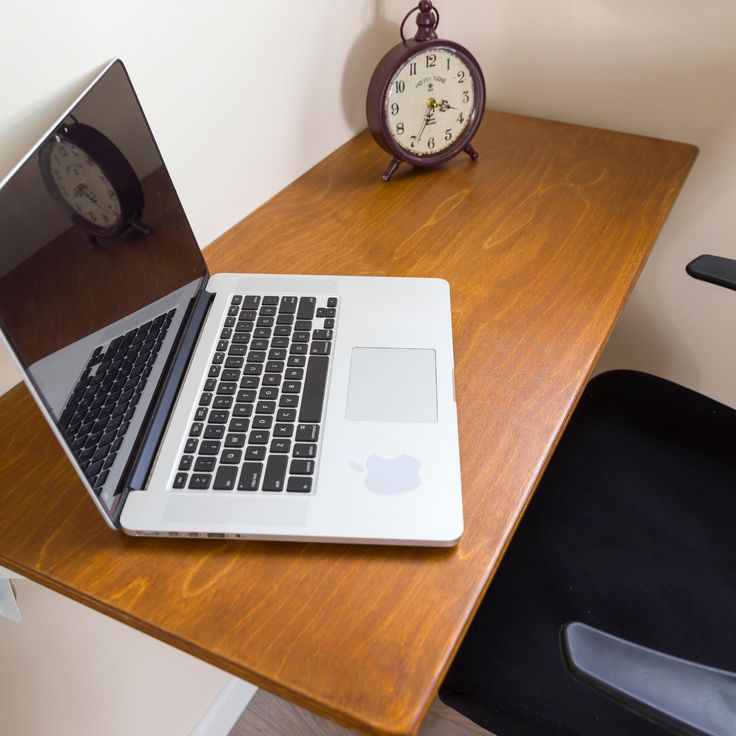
[0,59,463,545]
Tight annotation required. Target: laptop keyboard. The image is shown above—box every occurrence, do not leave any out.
[59,309,175,495]
[173,294,337,494]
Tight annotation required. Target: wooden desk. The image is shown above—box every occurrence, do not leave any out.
[0,112,696,735]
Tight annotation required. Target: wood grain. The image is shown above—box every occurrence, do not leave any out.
[0,112,696,735]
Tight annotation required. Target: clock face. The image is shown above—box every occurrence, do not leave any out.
[384,46,476,157]
[48,140,122,229]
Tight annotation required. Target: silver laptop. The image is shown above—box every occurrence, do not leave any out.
[0,60,463,545]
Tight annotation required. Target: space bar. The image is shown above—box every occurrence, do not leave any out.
[299,356,328,422]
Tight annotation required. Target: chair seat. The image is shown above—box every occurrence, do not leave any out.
[440,370,736,736]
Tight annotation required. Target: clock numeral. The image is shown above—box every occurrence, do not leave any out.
[410,135,417,149]
[390,102,399,116]
[457,112,465,124]
[396,123,405,135]
[444,129,452,142]
[426,53,437,68]
[457,70,466,83]
[409,62,417,76]
[428,137,436,150]
[446,57,451,70]
[463,90,470,104]
[394,80,406,93]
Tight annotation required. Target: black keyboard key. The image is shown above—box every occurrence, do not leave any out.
[229,418,250,433]
[294,320,312,331]
[244,363,263,375]
[327,297,338,308]
[262,374,281,387]
[91,446,108,463]
[235,320,253,333]
[288,355,307,367]
[173,472,188,489]
[287,477,312,493]
[279,296,298,314]
[283,381,301,394]
[242,295,260,309]
[240,375,259,389]
[325,308,336,318]
[293,443,317,458]
[204,425,225,439]
[179,455,194,470]
[194,457,216,472]
[252,416,273,430]
[313,329,333,341]
[103,452,117,470]
[209,410,229,424]
[249,430,269,444]
[274,325,291,337]
[238,462,262,491]
[227,305,239,316]
[274,423,294,438]
[251,339,269,350]
[268,349,287,360]
[189,473,212,490]
[259,305,277,316]
[263,296,279,306]
[232,332,250,345]
[208,365,221,378]
[185,438,199,454]
[87,459,103,478]
[224,316,236,328]
[213,396,233,409]
[297,297,316,320]
[225,356,244,368]
[279,395,299,408]
[266,361,284,373]
[245,446,267,460]
[225,433,246,448]
[259,386,278,400]
[299,356,328,422]
[276,314,294,326]
[220,328,233,340]
[237,389,257,403]
[296,424,319,442]
[256,401,276,414]
[195,406,208,421]
[240,309,257,321]
[271,439,291,453]
[316,307,326,318]
[233,403,253,418]
[199,440,221,455]
[231,295,243,305]
[247,351,266,362]
[263,455,288,492]
[256,317,274,328]
[290,459,315,475]
[96,469,110,488]
[310,341,331,355]
[221,369,240,381]
[190,422,203,437]
[285,368,304,380]
[213,466,238,491]
[212,352,225,364]
[254,327,272,339]
[277,408,297,422]
[221,449,242,464]
[199,392,213,406]
[217,339,229,352]
[290,343,308,355]
[229,344,247,356]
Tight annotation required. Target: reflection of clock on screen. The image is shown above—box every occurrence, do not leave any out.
[39,118,150,241]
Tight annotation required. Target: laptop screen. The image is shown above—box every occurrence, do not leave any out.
[0,60,207,520]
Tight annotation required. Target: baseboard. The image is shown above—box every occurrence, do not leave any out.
[191,677,258,736]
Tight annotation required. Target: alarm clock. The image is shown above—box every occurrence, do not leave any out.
[39,117,150,240]
[366,0,486,181]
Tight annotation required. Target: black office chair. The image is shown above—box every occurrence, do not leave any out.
[439,255,736,736]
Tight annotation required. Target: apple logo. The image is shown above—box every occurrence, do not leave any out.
[349,454,421,494]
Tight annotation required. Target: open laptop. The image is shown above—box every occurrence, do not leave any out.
[0,59,463,545]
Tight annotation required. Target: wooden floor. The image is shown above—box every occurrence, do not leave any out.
[230,690,494,736]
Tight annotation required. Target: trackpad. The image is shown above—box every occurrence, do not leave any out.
[346,348,437,423]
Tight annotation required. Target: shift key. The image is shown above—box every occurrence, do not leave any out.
[299,356,328,422]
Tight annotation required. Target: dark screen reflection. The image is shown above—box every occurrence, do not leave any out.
[0,60,207,507]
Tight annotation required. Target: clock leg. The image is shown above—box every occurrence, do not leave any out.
[463,143,479,161]
[382,158,401,182]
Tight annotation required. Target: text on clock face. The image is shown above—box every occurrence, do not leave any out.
[384,47,475,157]
[49,141,121,226]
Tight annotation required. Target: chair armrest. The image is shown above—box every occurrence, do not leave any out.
[560,622,736,736]
[686,255,736,292]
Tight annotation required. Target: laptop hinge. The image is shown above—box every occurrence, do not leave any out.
[124,288,215,495]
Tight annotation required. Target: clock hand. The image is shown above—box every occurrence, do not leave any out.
[438,99,458,111]
[417,108,436,142]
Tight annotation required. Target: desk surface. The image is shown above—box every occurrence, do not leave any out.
[0,112,695,735]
